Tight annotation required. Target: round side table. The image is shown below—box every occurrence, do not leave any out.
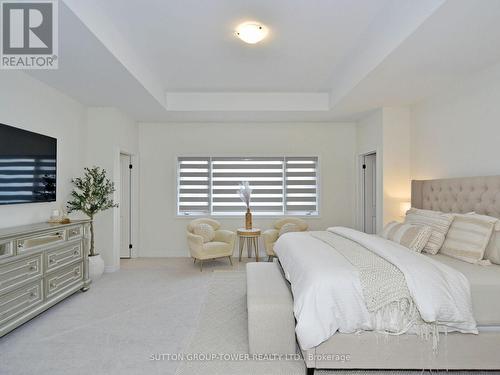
[237,228,261,262]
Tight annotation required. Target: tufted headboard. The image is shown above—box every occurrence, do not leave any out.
[411,176,500,219]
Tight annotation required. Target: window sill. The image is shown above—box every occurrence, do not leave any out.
[176,214,321,220]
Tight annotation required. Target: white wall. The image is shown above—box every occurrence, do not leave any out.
[411,62,500,180]
[356,63,500,228]
[356,110,383,231]
[382,107,410,224]
[85,107,139,270]
[356,107,411,231]
[0,73,139,269]
[138,122,357,257]
[0,71,86,228]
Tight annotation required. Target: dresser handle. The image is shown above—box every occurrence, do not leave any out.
[17,243,24,249]
[49,258,55,264]
[73,250,79,256]
[74,269,80,276]
[50,281,56,288]
[29,265,36,271]
[29,291,36,298]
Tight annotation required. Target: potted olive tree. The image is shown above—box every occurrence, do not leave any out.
[67,166,118,281]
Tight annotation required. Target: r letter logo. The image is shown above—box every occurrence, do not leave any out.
[1,0,58,69]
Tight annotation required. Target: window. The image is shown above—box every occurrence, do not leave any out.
[177,156,319,216]
[177,157,210,216]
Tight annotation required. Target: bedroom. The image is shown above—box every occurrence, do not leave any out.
[1,0,500,374]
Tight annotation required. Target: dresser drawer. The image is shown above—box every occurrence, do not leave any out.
[16,230,65,253]
[45,242,83,273]
[45,263,83,299]
[0,254,42,295]
[0,240,13,260]
[0,280,43,326]
[66,225,83,240]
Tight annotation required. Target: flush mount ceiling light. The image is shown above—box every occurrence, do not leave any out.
[235,22,268,44]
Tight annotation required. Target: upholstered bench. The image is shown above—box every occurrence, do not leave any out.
[246,262,296,354]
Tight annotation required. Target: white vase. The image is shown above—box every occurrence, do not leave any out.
[88,254,105,281]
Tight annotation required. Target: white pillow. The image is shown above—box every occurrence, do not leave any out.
[404,208,454,254]
[465,213,500,264]
[380,221,432,253]
[485,230,500,265]
[279,223,301,237]
[440,214,494,265]
[193,223,215,243]
[464,212,500,230]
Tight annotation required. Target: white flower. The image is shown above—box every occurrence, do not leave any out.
[238,181,252,208]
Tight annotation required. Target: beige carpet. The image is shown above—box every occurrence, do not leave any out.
[175,270,494,375]
[0,258,220,375]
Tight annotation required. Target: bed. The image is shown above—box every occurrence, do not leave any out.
[275,175,500,372]
[427,253,500,326]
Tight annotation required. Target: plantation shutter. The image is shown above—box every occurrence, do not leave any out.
[177,157,210,215]
[211,157,284,215]
[285,156,318,215]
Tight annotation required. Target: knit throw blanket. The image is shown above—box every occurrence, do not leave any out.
[312,231,437,342]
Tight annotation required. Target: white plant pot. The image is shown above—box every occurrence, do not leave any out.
[88,254,105,281]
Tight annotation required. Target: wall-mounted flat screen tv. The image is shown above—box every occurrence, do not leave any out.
[0,123,57,205]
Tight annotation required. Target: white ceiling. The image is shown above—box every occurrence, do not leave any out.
[333,0,500,115]
[26,0,500,122]
[27,2,168,121]
[94,0,388,92]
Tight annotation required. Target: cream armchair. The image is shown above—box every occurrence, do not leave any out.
[263,218,309,261]
[187,218,236,271]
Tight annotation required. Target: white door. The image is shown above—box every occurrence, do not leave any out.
[120,154,132,258]
[363,153,377,234]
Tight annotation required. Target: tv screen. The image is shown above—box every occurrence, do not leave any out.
[0,123,57,205]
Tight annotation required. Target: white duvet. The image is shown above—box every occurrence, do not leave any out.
[274,227,478,350]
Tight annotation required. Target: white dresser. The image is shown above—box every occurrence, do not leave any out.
[0,220,91,337]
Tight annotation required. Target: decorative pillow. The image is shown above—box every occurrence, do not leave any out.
[485,230,500,265]
[279,223,301,237]
[404,208,454,254]
[380,221,432,252]
[440,214,495,264]
[193,223,215,243]
[465,212,500,231]
[465,213,500,264]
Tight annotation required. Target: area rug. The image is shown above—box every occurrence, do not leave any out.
[175,270,489,375]
[175,271,304,375]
